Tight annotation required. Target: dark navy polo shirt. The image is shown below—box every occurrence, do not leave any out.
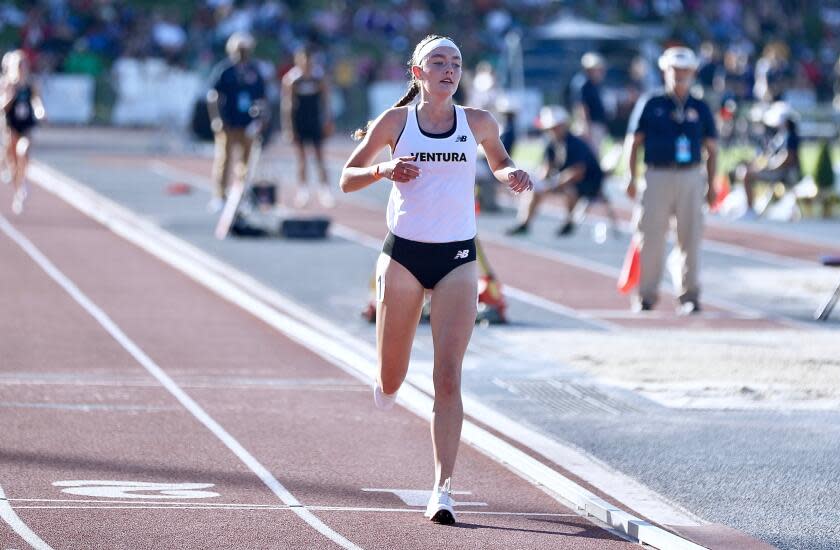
[574,78,607,124]
[627,89,717,166]
[210,60,266,128]
[545,134,603,184]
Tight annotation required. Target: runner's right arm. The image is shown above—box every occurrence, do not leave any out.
[339,108,419,193]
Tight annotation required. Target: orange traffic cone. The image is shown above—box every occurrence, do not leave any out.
[617,239,640,294]
[361,274,377,323]
[475,239,507,324]
[166,182,192,195]
[711,173,730,213]
[477,274,507,324]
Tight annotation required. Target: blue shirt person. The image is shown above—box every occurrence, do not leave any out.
[205,32,268,207]
[627,89,717,167]
[625,47,718,315]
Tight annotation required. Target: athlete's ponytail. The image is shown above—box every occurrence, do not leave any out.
[352,34,451,141]
[352,81,420,141]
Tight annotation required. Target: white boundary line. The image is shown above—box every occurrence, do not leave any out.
[12,505,577,517]
[0,214,361,550]
[8,499,577,516]
[27,161,708,550]
[0,484,53,550]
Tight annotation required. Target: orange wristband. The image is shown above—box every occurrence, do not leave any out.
[373,164,382,180]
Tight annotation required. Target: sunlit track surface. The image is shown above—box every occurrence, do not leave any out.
[0,149,650,548]
[9,126,839,549]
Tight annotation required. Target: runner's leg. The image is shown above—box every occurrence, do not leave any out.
[428,261,477,487]
[375,253,425,395]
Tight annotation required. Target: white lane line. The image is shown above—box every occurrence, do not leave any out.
[11,504,577,517]
[0,484,53,550]
[28,162,709,549]
[9,498,575,517]
[574,309,763,320]
[0,214,361,550]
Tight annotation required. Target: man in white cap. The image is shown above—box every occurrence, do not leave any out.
[206,32,268,212]
[507,105,604,236]
[572,52,608,153]
[625,46,718,314]
[739,101,801,217]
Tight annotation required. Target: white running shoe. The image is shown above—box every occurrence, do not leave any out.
[206,196,224,213]
[294,187,311,208]
[373,385,397,411]
[318,187,335,208]
[11,187,26,215]
[424,478,456,525]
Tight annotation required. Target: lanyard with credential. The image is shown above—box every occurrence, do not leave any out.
[670,93,692,164]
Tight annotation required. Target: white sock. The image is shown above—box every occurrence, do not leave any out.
[373,385,397,411]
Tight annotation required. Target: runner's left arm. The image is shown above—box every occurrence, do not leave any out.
[468,108,531,194]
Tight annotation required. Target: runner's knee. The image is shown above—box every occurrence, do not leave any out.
[433,368,461,399]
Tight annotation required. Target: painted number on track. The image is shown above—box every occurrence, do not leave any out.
[53,480,220,499]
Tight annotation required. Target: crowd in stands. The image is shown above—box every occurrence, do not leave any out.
[1,0,839,126]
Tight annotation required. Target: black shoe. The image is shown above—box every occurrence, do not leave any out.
[557,221,575,236]
[506,223,529,236]
[677,301,701,316]
[631,300,654,312]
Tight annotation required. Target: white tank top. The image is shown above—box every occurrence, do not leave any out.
[387,104,477,243]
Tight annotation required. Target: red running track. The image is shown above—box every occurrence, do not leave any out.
[0,181,637,548]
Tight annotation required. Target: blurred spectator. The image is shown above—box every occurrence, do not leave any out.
[697,41,723,91]
[720,47,754,103]
[738,101,801,218]
[206,32,267,212]
[507,106,603,237]
[282,47,334,208]
[753,42,791,103]
[0,0,835,135]
[571,52,608,154]
[625,47,717,315]
[468,61,498,111]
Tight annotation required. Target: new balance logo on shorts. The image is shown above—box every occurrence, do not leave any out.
[454,249,470,260]
[455,135,467,142]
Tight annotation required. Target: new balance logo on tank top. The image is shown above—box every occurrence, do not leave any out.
[388,104,477,243]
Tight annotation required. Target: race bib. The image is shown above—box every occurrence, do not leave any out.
[237,92,251,112]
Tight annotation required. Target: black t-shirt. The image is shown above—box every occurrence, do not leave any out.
[574,78,607,124]
[210,60,266,128]
[545,133,603,184]
[627,90,717,166]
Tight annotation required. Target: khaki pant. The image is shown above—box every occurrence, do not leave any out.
[212,128,254,199]
[632,167,705,306]
[588,122,607,156]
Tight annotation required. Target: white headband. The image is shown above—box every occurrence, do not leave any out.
[415,38,461,64]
